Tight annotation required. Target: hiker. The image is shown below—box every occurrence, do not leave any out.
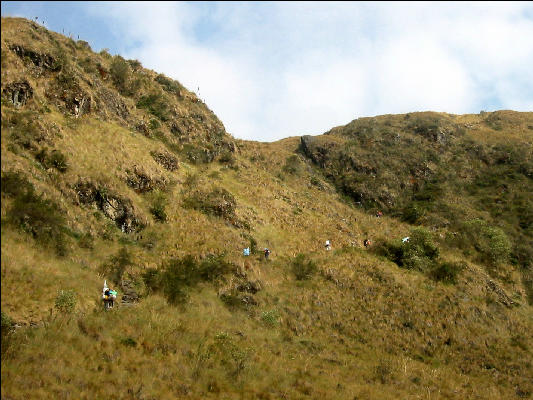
[325,240,331,251]
[264,248,271,260]
[402,236,410,243]
[102,280,117,309]
[243,247,250,256]
[364,238,371,248]
[376,211,383,218]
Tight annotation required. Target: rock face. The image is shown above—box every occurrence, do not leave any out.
[74,181,143,233]
[9,44,60,71]
[237,279,262,294]
[45,72,92,117]
[125,166,169,193]
[2,80,33,107]
[300,135,338,169]
[150,151,179,171]
[120,279,139,304]
[95,85,130,122]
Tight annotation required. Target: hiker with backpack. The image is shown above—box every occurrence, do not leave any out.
[264,248,271,260]
[102,281,117,309]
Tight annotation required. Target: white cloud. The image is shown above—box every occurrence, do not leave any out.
[82,2,533,141]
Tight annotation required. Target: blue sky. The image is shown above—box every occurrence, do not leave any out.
[2,1,533,141]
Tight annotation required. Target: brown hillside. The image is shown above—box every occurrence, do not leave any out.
[2,17,532,400]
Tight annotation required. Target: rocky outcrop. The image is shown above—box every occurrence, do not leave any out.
[2,80,33,107]
[95,85,130,122]
[9,44,60,71]
[45,71,92,117]
[74,180,143,233]
[486,280,515,308]
[300,135,337,168]
[120,279,139,304]
[150,150,179,171]
[237,279,262,294]
[125,166,169,193]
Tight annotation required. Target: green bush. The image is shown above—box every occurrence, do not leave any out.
[149,191,168,223]
[120,337,137,347]
[78,56,96,73]
[136,93,170,121]
[401,202,426,224]
[198,254,234,283]
[430,261,465,284]
[208,332,251,378]
[183,187,237,220]
[159,254,233,306]
[161,256,198,305]
[7,189,67,253]
[400,228,439,270]
[261,309,280,328]
[374,227,439,272]
[1,311,14,337]
[512,239,533,270]
[35,148,68,172]
[100,247,133,284]
[78,233,94,249]
[55,289,77,314]
[4,110,41,149]
[408,115,441,140]
[182,144,213,164]
[291,254,318,280]
[155,74,182,94]
[149,119,160,130]
[128,59,142,70]
[282,154,302,175]
[1,170,34,198]
[1,311,15,358]
[460,219,511,266]
[48,150,68,172]
[218,150,236,166]
[110,56,131,95]
[142,267,162,293]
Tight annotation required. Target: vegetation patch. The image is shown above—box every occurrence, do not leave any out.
[2,171,68,255]
[429,261,465,284]
[136,92,170,121]
[143,254,234,305]
[54,289,77,314]
[291,253,318,280]
[183,187,237,221]
[35,147,68,172]
[374,227,439,272]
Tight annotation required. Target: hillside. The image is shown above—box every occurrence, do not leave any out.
[2,17,533,400]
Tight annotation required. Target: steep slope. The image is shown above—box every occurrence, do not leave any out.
[301,111,533,300]
[2,17,532,400]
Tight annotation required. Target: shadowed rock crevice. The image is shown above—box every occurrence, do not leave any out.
[74,180,143,233]
[2,80,33,107]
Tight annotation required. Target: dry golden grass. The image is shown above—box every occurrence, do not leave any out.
[2,16,532,400]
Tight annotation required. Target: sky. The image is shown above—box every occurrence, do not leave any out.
[2,1,533,142]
